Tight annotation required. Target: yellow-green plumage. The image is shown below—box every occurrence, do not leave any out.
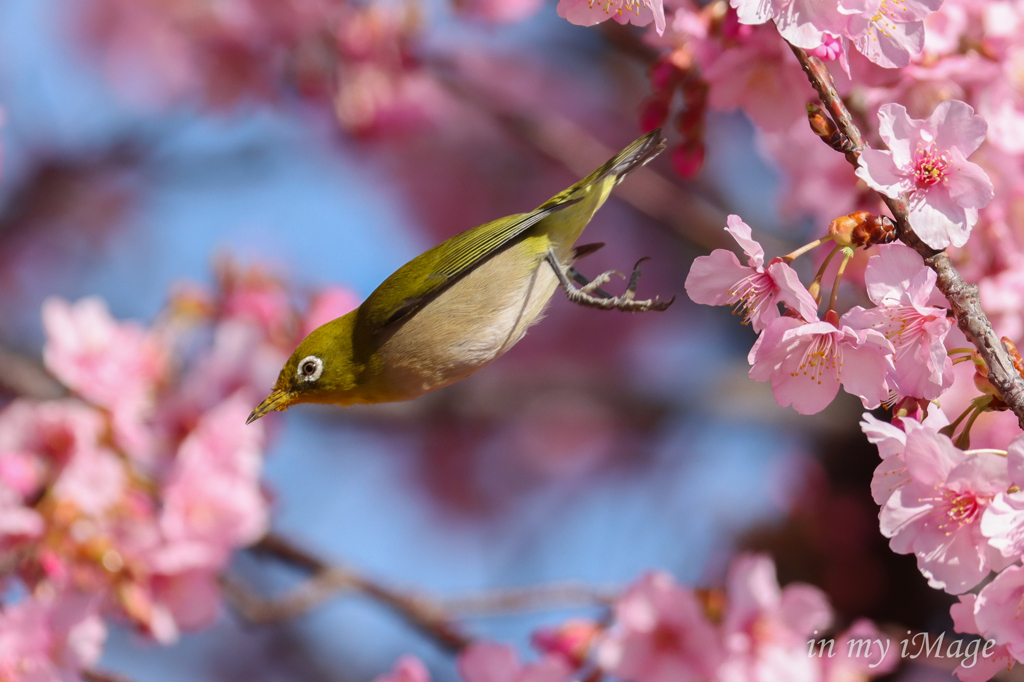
[247,130,665,422]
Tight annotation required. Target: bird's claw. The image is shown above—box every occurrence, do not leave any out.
[548,250,674,313]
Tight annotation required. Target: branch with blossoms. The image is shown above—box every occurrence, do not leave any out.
[788,45,1024,430]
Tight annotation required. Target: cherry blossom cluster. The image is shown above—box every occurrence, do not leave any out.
[682,92,1024,680]
[76,0,432,134]
[373,554,896,682]
[0,261,358,680]
[863,411,1024,681]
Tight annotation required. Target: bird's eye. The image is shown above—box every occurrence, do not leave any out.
[297,355,323,382]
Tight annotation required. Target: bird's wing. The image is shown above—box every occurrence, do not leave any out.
[368,201,577,332]
[365,129,665,333]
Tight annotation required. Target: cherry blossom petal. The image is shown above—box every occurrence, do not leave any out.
[974,565,1024,660]
[684,250,756,307]
[931,100,989,157]
[907,186,974,249]
[835,328,895,408]
[765,261,819,322]
[724,215,765,267]
[944,147,996,209]
[876,103,918,167]
[864,243,936,308]
[855,149,912,197]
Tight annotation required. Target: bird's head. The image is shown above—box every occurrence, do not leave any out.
[246,312,361,424]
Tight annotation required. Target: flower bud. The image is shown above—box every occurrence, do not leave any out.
[1003,337,1024,377]
[971,351,1000,397]
[531,619,600,666]
[807,103,853,153]
[828,211,896,247]
[671,141,705,178]
[639,96,670,133]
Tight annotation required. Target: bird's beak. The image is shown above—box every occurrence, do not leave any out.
[246,389,294,425]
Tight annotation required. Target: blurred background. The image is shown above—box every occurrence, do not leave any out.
[0,0,961,679]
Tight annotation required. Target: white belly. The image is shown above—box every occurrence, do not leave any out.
[376,240,562,400]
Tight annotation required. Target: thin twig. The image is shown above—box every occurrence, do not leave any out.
[789,45,1024,430]
[82,670,135,682]
[0,344,65,400]
[239,533,472,652]
[231,534,616,648]
[441,582,616,616]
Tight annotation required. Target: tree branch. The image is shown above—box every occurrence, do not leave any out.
[0,344,65,400]
[82,670,135,682]
[789,45,1024,429]
[236,533,472,652]
[229,534,615,651]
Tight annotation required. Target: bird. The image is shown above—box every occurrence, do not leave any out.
[247,129,672,424]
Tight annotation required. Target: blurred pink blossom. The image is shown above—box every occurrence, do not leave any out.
[824,619,899,679]
[302,286,361,338]
[458,641,573,682]
[0,592,106,682]
[685,215,818,332]
[374,656,433,682]
[596,572,723,682]
[756,120,863,223]
[699,25,812,131]
[159,393,268,569]
[718,554,832,682]
[856,101,994,249]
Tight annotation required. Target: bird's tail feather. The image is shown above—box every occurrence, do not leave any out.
[539,129,665,210]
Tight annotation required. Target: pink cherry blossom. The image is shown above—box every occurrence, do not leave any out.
[556,0,666,35]
[824,619,899,680]
[42,296,166,409]
[52,446,127,517]
[458,641,573,682]
[0,591,106,682]
[699,25,813,131]
[845,0,942,69]
[756,120,862,223]
[159,394,269,569]
[855,101,995,249]
[685,215,818,332]
[729,0,941,68]
[596,572,723,682]
[841,244,954,399]
[374,656,432,682]
[950,593,1017,682]
[880,426,1011,593]
[972,565,1024,662]
[863,408,949,505]
[979,434,1024,560]
[748,314,894,415]
[532,620,599,667]
[42,297,167,460]
[718,554,832,682]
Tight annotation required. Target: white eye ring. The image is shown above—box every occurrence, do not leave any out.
[297,355,323,382]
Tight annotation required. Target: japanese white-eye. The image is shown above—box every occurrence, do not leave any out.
[247,130,669,424]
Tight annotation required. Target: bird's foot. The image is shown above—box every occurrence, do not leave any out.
[547,250,675,313]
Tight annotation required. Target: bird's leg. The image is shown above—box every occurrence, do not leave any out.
[546,249,675,312]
